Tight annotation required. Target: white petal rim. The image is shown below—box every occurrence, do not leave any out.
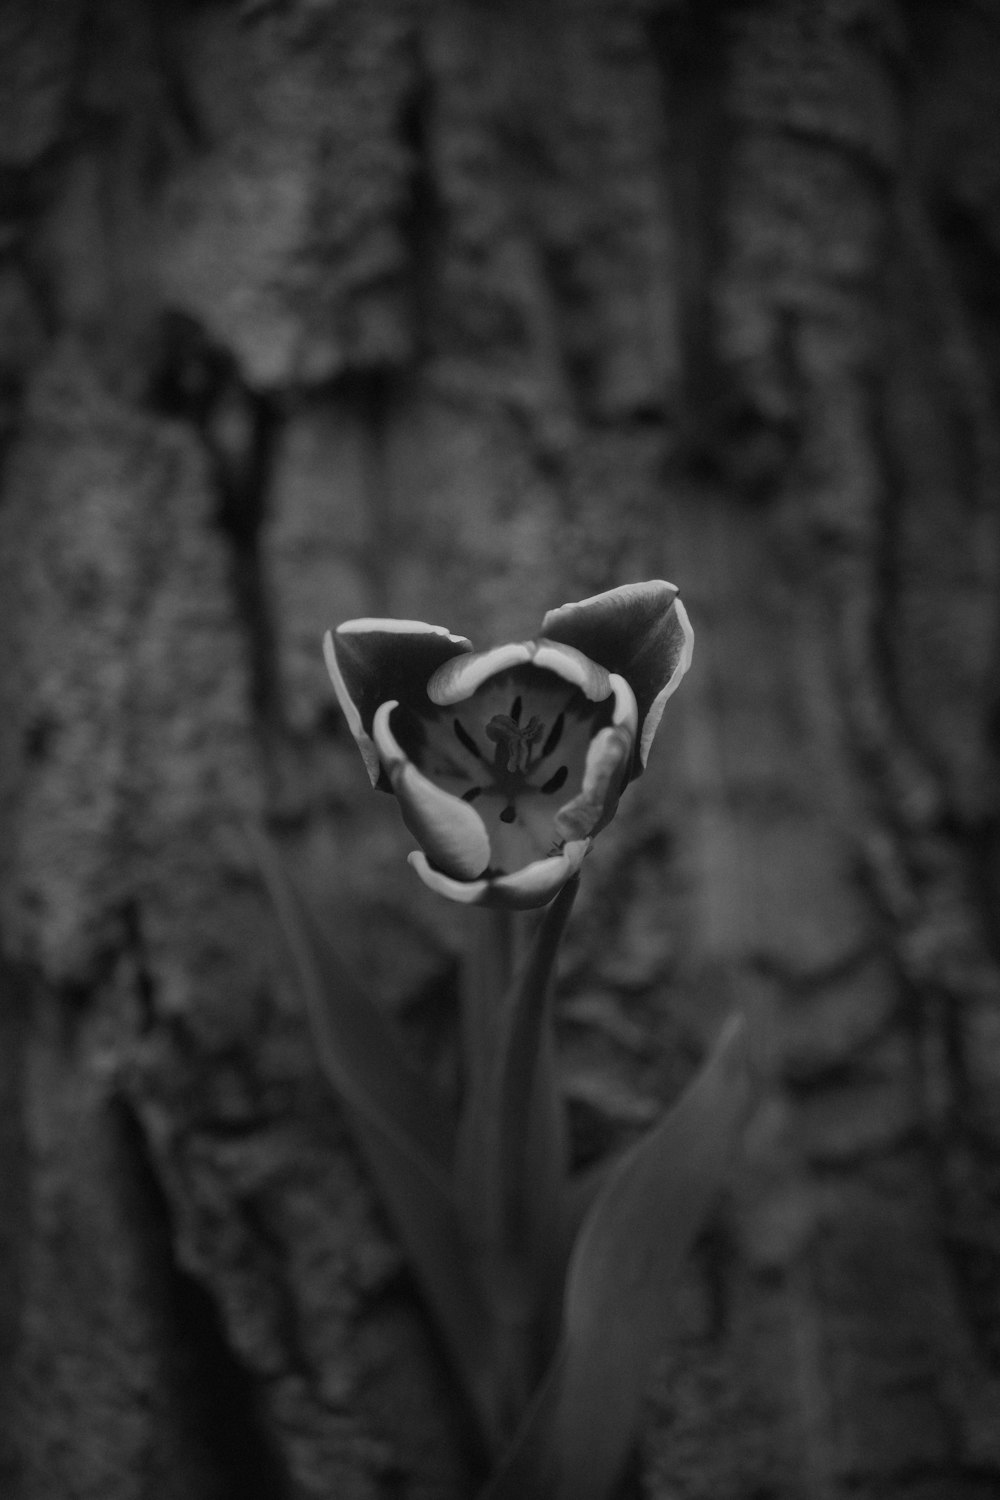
[541,580,679,636]
[372,702,492,879]
[637,597,694,767]
[408,840,590,908]
[396,766,492,879]
[492,840,589,903]
[553,725,631,843]
[407,854,493,904]
[532,641,612,700]
[336,616,469,642]
[325,619,472,787]
[427,643,533,704]
[323,629,380,786]
[371,698,408,765]
[608,673,639,738]
[580,725,631,805]
[540,581,694,776]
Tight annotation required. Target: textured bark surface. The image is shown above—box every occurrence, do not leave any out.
[2,2,1000,1498]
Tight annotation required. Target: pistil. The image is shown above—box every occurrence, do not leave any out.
[485,713,544,775]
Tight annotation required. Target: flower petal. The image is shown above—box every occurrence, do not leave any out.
[491,840,589,906]
[608,671,639,738]
[554,722,633,844]
[541,581,694,774]
[373,703,491,879]
[531,640,612,701]
[427,643,533,705]
[324,619,472,787]
[408,854,494,904]
[637,597,693,769]
[407,840,590,908]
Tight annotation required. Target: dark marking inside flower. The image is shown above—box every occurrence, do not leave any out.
[542,712,565,759]
[462,786,483,802]
[453,718,484,759]
[499,804,517,824]
[510,696,522,723]
[541,765,569,794]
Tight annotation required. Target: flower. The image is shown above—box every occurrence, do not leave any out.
[324,581,693,907]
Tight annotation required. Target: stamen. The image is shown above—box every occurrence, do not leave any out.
[500,804,516,824]
[486,713,542,773]
[541,712,565,759]
[486,715,520,772]
[541,765,569,794]
[453,718,484,760]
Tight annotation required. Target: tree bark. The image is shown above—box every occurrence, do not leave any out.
[2,2,1000,1498]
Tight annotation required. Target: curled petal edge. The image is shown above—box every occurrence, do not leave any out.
[324,629,380,786]
[637,597,694,768]
[531,640,612,701]
[553,675,638,844]
[541,580,679,646]
[408,840,590,909]
[428,643,534,705]
[554,728,631,845]
[324,619,472,787]
[540,580,694,775]
[609,672,639,738]
[373,703,492,880]
[428,638,613,705]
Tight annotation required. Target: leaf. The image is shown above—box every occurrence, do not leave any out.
[554,1013,751,1496]
[250,828,500,1452]
[476,1349,565,1500]
[481,1014,752,1500]
[251,828,454,1167]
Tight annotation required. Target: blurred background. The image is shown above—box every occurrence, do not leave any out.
[2,1,1000,1496]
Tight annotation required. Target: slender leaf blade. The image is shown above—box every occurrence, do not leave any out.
[553,1013,751,1498]
[251,828,454,1172]
[251,829,499,1448]
[481,1014,752,1500]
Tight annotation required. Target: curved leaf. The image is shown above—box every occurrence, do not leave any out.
[250,828,499,1451]
[481,1014,752,1500]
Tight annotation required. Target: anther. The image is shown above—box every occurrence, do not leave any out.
[541,765,569,794]
[453,719,484,759]
[542,713,565,758]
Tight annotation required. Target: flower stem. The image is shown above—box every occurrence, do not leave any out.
[461,906,516,1106]
[456,882,579,1444]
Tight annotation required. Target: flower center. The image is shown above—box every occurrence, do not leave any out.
[484,701,544,775]
[396,665,613,871]
[452,674,599,842]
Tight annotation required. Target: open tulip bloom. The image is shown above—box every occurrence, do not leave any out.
[323,580,695,907]
[257,579,751,1500]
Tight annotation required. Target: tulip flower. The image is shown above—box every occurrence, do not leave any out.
[262,575,747,1500]
[324,581,693,907]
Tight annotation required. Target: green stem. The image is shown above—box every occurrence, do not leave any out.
[456,881,579,1444]
[456,906,515,1289]
[461,905,516,1105]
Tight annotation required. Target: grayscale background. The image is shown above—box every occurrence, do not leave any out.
[1,3,999,1497]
